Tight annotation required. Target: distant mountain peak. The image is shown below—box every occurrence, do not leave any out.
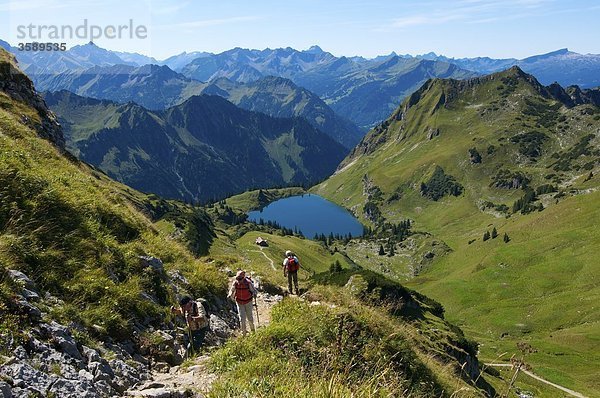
[520,48,573,63]
[548,48,569,55]
[305,45,324,54]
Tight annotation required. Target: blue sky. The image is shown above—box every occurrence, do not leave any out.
[1,0,599,60]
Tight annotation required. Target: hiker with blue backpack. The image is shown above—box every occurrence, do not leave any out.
[283,250,300,295]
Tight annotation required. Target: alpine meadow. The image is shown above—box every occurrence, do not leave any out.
[0,1,599,398]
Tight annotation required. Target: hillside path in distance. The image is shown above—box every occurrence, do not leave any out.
[252,247,277,271]
[487,363,588,398]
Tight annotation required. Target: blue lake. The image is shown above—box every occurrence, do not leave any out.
[247,194,363,239]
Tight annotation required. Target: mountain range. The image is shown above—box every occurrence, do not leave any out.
[179,46,477,129]
[44,90,347,201]
[5,40,599,132]
[34,63,204,110]
[420,48,600,88]
[197,76,364,148]
[31,63,363,148]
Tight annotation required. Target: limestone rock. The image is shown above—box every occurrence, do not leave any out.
[39,322,83,361]
[0,381,12,398]
[109,358,149,393]
[209,314,232,339]
[47,378,99,398]
[7,270,36,291]
[14,297,41,321]
[1,362,56,392]
[139,256,165,272]
[427,128,440,140]
[88,359,115,382]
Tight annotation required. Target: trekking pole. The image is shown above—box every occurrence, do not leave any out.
[186,319,195,357]
[254,296,260,327]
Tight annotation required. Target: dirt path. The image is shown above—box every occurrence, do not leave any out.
[486,363,588,398]
[127,290,280,397]
[128,355,216,397]
[252,247,277,270]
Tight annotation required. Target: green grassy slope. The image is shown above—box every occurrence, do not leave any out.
[0,47,225,344]
[313,67,600,396]
[209,230,497,397]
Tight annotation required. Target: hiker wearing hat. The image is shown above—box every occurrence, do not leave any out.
[283,250,300,295]
[228,270,258,335]
[171,296,209,355]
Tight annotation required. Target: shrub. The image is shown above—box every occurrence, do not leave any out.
[491,169,530,189]
[420,166,463,201]
[510,131,549,160]
[469,147,482,163]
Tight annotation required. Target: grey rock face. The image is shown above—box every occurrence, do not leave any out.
[2,363,56,391]
[139,256,164,272]
[109,359,149,393]
[48,378,99,398]
[0,56,65,149]
[88,359,115,382]
[13,297,42,321]
[209,314,232,339]
[40,322,83,361]
[20,288,40,301]
[0,381,12,398]
[81,345,101,363]
[7,270,36,291]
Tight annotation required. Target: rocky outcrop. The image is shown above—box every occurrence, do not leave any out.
[0,48,65,149]
[427,127,440,140]
[0,323,149,397]
[0,269,151,397]
[0,267,236,397]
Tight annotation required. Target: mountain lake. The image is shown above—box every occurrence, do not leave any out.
[247,194,363,239]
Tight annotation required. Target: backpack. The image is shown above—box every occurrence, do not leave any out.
[190,300,210,330]
[234,278,254,304]
[286,256,300,272]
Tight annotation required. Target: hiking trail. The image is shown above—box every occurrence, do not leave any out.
[126,289,281,397]
[252,246,277,271]
[486,363,588,398]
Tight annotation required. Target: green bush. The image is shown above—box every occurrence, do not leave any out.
[510,131,549,160]
[420,166,463,201]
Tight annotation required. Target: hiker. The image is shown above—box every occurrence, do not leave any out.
[171,296,209,354]
[282,250,300,295]
[228,270,258,335]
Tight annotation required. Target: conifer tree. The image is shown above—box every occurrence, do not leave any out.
[503,233,510,243]
[378,244,385,255]
[483,231,490,241]
[491,227,498,239]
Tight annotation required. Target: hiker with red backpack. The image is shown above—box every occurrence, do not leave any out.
[283,250,300,295]
[228,270,258,335]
